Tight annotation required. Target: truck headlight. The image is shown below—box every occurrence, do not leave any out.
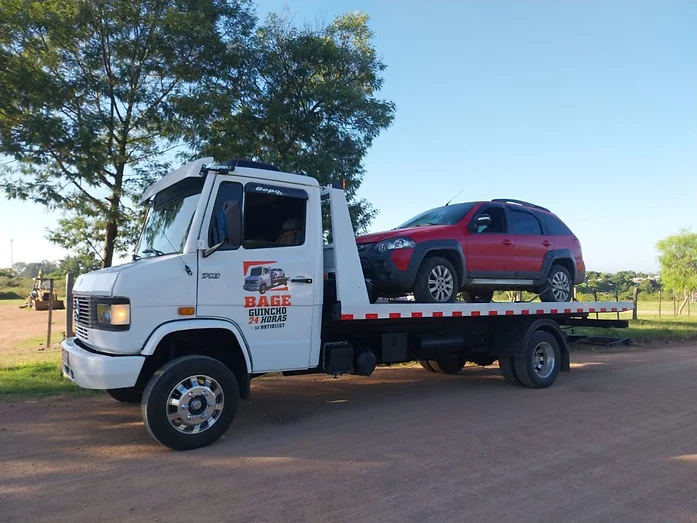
[375,237,416,254]
[96,303,131,326]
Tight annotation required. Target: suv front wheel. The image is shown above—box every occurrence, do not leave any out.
[413,256,459,303]
[540,264,573,302]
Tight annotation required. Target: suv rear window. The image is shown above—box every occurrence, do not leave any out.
[535,212,572,235]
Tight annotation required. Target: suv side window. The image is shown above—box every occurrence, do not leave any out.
[509,209,542,235]
[243,183,308,249]
[472,206,507,234]
[535,211,572,235]
[208,181,243,250]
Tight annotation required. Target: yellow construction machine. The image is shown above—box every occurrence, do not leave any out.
[28,270,65,310]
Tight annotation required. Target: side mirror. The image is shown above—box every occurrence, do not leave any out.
[223,200,242,247]
[470,214,491,232]
[203,200,242,258]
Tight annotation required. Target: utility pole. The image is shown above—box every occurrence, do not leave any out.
[9,238,13,269]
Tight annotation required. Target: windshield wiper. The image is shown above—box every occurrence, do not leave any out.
[142,248,165,257]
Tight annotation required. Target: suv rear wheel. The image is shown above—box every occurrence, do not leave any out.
[540,264,572,302]
[413,256,459,303]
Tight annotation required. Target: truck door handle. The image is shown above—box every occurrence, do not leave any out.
[542,240,552,247]
[502,239,513,246]
[291,278,313,284]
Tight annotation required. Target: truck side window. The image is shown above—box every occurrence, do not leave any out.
[243,184,308,249]
[208,181,243,250]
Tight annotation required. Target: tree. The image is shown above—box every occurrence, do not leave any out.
[57,254,102,276]
[0,0,255,267]
[656,229,697,315]
[186,11,395,234]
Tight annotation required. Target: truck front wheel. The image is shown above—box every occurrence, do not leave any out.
[142,355,240,450]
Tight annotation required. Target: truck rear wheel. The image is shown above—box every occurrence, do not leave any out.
[429,355,466,374]
[513,331,561,389]
[142,355,239,451]
[419,360,436,372]
[498,356,521,385]
[106,387,143,404]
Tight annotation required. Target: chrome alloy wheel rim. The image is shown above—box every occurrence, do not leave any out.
[167,375,224,434]
[532,342,555,379]
[428,265,454,302]
[551,271,570,301]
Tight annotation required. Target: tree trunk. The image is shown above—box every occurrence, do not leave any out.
[678,290,689,316]
[101,189,121,268]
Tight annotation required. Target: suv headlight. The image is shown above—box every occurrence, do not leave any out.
[375,237,416,254]
[96,302,131,326]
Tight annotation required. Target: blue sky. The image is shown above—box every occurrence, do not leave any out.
[1,0,695,272]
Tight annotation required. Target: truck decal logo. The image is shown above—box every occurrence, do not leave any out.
[201,273,221,279]
[243,260,292,331]
[254,186,284,196]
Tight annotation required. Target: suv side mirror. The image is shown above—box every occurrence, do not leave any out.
[470,214,491,232]
[223,200,242,247]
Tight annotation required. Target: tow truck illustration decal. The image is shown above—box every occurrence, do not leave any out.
[243,261,291,331]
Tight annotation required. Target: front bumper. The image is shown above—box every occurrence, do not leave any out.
[358,244,416,292]
[243,281,260,291]
[61,337,145,390]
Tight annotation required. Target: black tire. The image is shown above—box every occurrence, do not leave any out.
[513,331,561,389]
[462,290,494,303]
[498,356,521,385]
[469,353,497,367]
[429,355,466,374]
[413,256,459,304]
[540,264,573,303]
[419,360,436,372]
[259,283,267,294]
[142,355,240,451]
[106,387,143,404]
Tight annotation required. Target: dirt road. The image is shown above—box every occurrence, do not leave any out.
[0,301,65,361]
[2,345,697,522]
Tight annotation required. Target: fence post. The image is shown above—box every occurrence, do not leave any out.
[632,287,638,320]
[65,273,75,338]
[593,290,599,319]
[615,290,620,320]
[658,290,662,318]
[46,278,54,349]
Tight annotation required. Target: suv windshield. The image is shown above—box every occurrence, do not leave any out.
[397,202,476,229]
[137,178,204,258]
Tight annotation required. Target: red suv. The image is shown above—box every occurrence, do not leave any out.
[356,199,585,304]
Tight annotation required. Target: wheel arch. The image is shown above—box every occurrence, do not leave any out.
[415,240,467,286]
[491,318,570,373]
[542,250,576,282]
[136,319,252,399]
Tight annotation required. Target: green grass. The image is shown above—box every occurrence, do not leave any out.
[575,313,697,343]
[0,362,101,399]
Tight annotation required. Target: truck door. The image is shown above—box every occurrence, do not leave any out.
[196,178,318,372]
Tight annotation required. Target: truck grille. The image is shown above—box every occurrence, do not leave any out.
[73,295,94,341]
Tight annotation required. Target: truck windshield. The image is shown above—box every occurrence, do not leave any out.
[137,180,204,258]
[249,268,262,276]
[396,202,476,229]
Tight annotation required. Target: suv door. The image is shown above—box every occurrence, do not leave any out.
[464,204,515,278]
[505,206,550,281]
[197,177,319,373]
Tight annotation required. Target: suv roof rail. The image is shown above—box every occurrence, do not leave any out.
[491,198,550,212]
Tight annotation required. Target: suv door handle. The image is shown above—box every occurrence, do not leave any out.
[542,240,552,247]
[291,278,313,284]
[502,239,513,246]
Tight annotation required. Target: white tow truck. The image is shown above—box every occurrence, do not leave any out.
[61,158,632,450]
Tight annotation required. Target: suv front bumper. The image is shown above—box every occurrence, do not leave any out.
[61,337,145,390]
[358,245,416,293]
